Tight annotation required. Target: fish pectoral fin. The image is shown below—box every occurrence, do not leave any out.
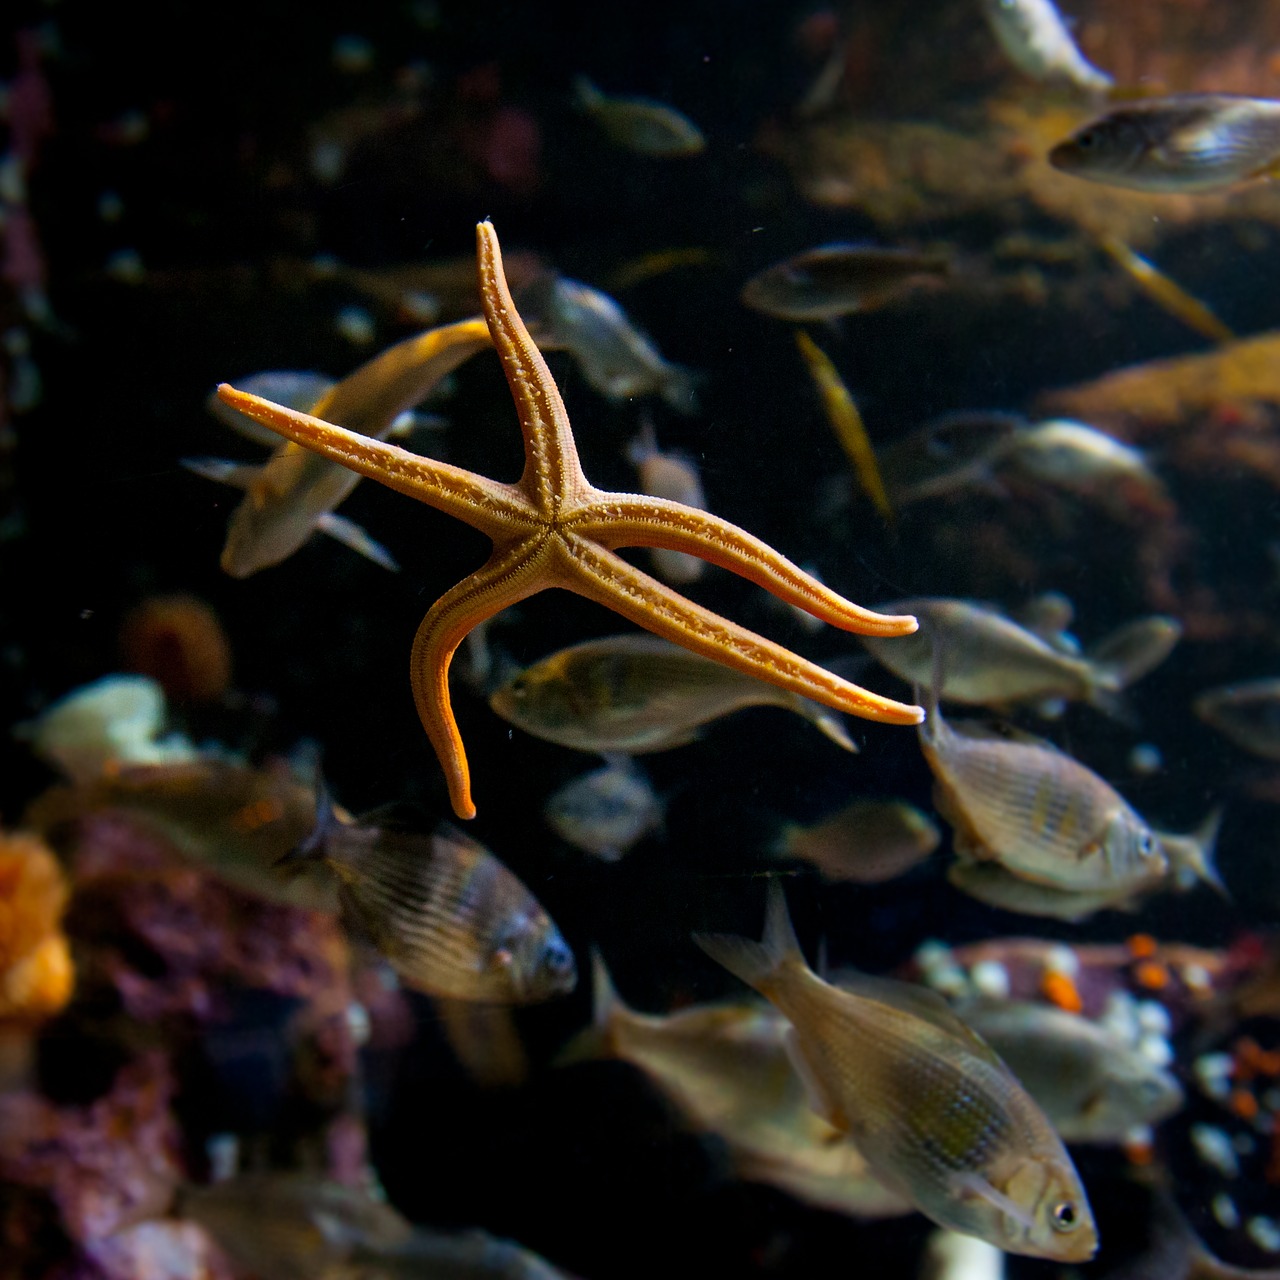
[783,1026,847,1131]
[315,513,399,572]
[949,1170,1034,1231]
[181,457,263,490]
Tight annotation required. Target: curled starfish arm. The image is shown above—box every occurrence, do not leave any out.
[577,493,917,638]
[561,536,923,726]
[476,221,590,506]
[214,385,531,539]
[409,540,549,819]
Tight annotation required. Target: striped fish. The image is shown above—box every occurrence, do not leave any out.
[286,809,576,1004]
[919,678,1167,894]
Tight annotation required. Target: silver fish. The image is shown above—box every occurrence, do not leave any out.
[695,885,1098,1260]
[1194,678,1280,762]
[544,756,664,861]
[519,274,698,413]
[979,0,1112,93]
[626,422,707,583]
[958,1001,1183,1143]
[861,597,1179,713]
[1049,95,1280,194]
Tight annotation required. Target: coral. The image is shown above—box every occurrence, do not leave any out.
[119,595,233,706]
[0,1052,183,1245]
[0,830,73,1023]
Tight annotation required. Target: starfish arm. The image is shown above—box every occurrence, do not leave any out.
[475,221,591,510]
[410,539,549,820]
[310,317,493,438]
[575,494,917,638]
[557,535,923,726]
[214,385,533,540]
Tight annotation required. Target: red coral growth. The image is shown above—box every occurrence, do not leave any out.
[0,1052,183,1245]
[119,595,233,706]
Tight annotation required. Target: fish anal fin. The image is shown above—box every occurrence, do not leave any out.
[316,512,399,571]
[783,1025,847,1131]
[182,457,263,490]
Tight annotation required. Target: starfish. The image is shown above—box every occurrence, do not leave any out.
[217,222,922,819]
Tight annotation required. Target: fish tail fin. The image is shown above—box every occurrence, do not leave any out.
[181,457,262,490]
[274,770,340,870]
[1166,807,1229,899]
[572,75,603,112]
[915,624,947,747]
[1087,616,1182,691]
[694,880,804,995]
[554,949,625,1065]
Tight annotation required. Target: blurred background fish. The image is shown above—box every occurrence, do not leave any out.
[773,797,941,884]
[572,77,705,157]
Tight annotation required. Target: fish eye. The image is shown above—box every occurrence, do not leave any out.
[542,938,575,981]
[1050,1201,1079,1232]
[509,677,528,700]
[1074,128,1098,150]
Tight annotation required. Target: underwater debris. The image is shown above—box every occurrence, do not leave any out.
[118,593,233,705]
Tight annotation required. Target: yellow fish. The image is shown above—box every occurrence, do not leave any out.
[186,317,490,576]
[489,633,857,755]
[695,885,1097,1260]
[794,330,893,524]
[282,812,576,1004]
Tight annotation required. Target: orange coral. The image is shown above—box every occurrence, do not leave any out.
[119,593,232,704]
[0,830,73,1022]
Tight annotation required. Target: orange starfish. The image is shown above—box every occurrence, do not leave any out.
[217,222,921,819]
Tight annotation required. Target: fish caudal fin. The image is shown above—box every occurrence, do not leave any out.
[1161,807,1228,899]
[315,512,399,572]
[554,949,624,1065]
[693,880,805,995]
[1087,616,1182,693]
[796,697,858,752]
[274,770,341,870]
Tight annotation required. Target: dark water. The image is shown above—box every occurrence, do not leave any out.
[5,2,1280,1277]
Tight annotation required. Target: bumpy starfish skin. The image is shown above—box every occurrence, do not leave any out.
[217,221,921,818]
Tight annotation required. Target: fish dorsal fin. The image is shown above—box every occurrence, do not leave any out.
[833,971,1004,1065]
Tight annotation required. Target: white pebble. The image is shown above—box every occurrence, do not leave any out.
[1136,1000,1172,1037]
[205,1133,240,1183]
[1212,1192,1241,1230]
[1138,1034,1173,1069]
[345,1001,371,1045]
[1191,1123,1240,1178]
[1248,1216,1280,1253]
[1100,991,1139,1045]
[335,305,376,346]
[1194,1052,1235,1102]
[1181,962,1213,995]
[1044,945,1080,978]
[1128,743,1163,775]
[969,960,1010,1001]
[931,967,972,999]
[399,290,441,324]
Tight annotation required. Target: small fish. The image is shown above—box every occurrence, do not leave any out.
[544,756,664,862]
[695,885,1098,1260]
[23,752,341,913]
[775,798,940,884]
[1048,94,1280,194]
[919,677,1169,894]
[563,954,912,1220]
[573,76,706,157]
[957,1001,1183,1143]
[878,412,1025,507]
[179,1173,413,1280]
[518,274,698,413]
[795,330,894,524]
[861,598,1179,713]
[1194,678,1280,762]
[607,246,712,291]
[1098,236,1235,345]
[489,634,857,755]
[948,859,1149,921]
[282,810,576,1003]
[996,419,1158,491]
[626,422,707,583]
[741,244,952,322]
[185,317,491,576]
[979,0,1112,94]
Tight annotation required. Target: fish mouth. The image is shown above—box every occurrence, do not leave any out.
[1047,141,1083,173]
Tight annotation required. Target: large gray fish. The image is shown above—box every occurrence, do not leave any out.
[740,244,952,322]
[958,1001,1183,1143]
[695,885,1098,1260]
[1194,678,1280,762]
[185,317,491,576]
[1049,95,1280,194]
[489,634,857,755]
[562,954,911,1220]
[283,811,576,1004]
[861,597,1179,713]
[518,274,698,413]
[919,678,1169,894]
